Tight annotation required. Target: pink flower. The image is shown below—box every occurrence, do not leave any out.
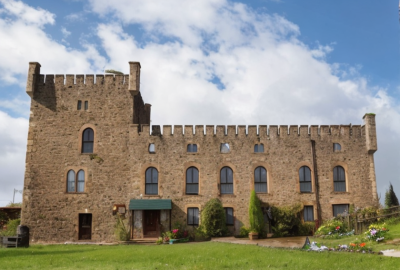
[172,229,179,234]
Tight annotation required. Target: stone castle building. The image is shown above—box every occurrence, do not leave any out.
[21,61,379,243]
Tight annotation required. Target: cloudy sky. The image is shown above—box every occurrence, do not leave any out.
[0,0,399,206]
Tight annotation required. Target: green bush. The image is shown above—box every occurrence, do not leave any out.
[0,218,20,236]
[298,221,315,236]
[315,218,346,236]
[239,226,250,237]
[200,198,228,237]
[248,190,265,236]
[270,204,302,237]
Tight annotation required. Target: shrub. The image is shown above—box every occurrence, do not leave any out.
[200,198,228,237]
[248,190,265,236]
[298,221,315,236]
[239,226,250,237]
[0,218,20,236]
[315,218,347,237]
[270,204,302,236]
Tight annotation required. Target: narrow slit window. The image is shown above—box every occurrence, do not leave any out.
[84,101,88,110]
[77,100,82,110]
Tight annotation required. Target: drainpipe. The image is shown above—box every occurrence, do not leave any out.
[311,140,322,224]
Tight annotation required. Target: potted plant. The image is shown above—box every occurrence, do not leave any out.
[248,231,259,240]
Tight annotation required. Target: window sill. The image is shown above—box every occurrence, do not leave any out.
[255,192,269,194]
[300,192,314,194]
[184,193,199,196]
[66,192,87,194]
[332,191,349,194]
[186,152,198,155]
[143,194,161,198]
[219,194,236,197]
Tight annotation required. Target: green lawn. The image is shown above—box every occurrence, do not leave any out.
[0,242,399,270]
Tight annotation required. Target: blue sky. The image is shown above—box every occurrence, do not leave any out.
[0,0,399,206]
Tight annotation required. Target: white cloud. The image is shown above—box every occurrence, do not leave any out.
[0,0,55,27]
[0,111,27,206]
[0,0,107,85]
[90,0,400,201]
[61,26,71,38]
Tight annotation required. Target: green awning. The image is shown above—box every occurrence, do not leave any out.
[129,199,172,210]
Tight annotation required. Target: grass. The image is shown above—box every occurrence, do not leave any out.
[0,242,399,270]
[314,217,400,252]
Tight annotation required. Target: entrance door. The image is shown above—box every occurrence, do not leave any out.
[143,210,160,237]
[79,214,92,240]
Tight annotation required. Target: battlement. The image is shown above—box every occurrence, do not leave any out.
[26,61,141,97]
[138,124,366,138]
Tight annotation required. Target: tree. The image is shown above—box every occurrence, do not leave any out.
[384,183,399,208]
[200,198,227,237]
[248,190,265,236]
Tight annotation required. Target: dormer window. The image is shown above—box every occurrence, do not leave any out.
[187,144,197,153]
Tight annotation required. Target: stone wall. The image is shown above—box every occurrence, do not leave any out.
[21,61,379,243]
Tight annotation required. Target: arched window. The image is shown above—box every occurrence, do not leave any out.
[254,166,267,193]
[220,167,233,194]
[186,167,199,195]
[299,166,312,192]
[333,166,346,192]
[82,128,94,153]
[77,170,85,192]
[67,170,75,192]
[67,169,85,193]
[333,143,341,152]
[145,167,158,195]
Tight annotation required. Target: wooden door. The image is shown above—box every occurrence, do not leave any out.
[143,210,159,237]
[79,214,92,240]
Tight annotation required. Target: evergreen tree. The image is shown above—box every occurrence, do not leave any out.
[248,190,265,236]
[384,183,399,208]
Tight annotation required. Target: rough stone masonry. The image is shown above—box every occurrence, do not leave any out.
[21,61,379,243]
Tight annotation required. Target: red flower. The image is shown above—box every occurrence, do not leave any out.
[359,243,366,247]
[335,226,340,230]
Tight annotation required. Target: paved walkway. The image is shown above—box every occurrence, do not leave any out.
[211,236,307,248]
